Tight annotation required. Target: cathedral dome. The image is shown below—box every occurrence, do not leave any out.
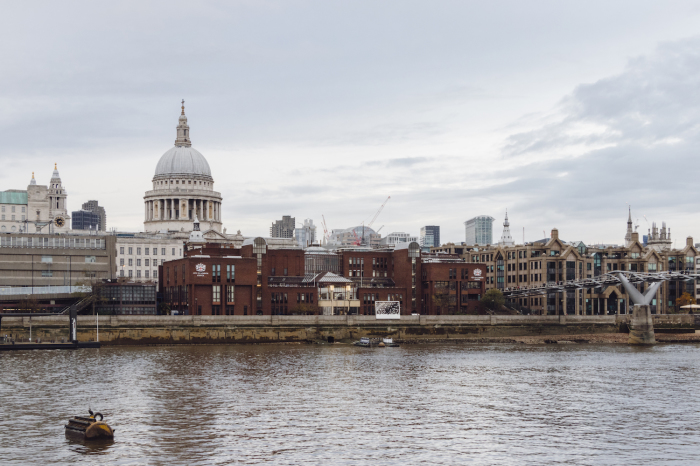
[154,146,212,179]
[153,101,213,180]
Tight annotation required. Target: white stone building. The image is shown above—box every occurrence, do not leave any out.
[143,101,223,233]
[0,166,70,234]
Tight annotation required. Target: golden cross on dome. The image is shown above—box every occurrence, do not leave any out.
[181,99,185,115]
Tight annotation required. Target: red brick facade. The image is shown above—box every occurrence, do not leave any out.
[159,241,485,316]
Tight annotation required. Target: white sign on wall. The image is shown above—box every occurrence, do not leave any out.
[375,301,401,319]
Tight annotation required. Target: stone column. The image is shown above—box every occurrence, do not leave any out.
[604,297,608,315]
[629,304,656,345]
[616,298,621,315]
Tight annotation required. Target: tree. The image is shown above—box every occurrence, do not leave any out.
[480,288,505,312]
[17,296,41,313]
[676,292,696,310]
[432,286,452,315]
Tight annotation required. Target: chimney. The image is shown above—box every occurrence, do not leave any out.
[551,228,559,240]
[687,236,693,248]
[631,232,639,243]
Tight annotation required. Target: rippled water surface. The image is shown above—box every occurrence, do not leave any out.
[2,343,700,465]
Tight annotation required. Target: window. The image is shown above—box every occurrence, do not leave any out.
[128,270,133,277]
[41,270,52,277]
[145,248,149,255]
[85,256,96,263]
[11,206,15,213]
[227,264,234,281]
[213,264,221,283]
[153,270,158,278]
[41,256,52,263]
[137,270,142,278]
[11,215,15,220]
[153,259,158,266]
[137,247,142,255]
[0,206,3,212]
[128,247,133,255]
[120,258,124,266]
[161,248,165,255]
[21,215,25,221]
[227,286,234,303]
[128,259,133,266]
[120,247,124,254]
[648,263,657,271]
[145,270,150,278]
[22,206,25,213]
[213,285,221,303]
[136,259,141,266]
[283,268,288,276]
[145,259,150,267]
[1,215,4,220]
[153,248,158,255]
[172,248,175,255]
[120,270,125,277]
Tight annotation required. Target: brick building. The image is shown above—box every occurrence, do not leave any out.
[159,240,486,316]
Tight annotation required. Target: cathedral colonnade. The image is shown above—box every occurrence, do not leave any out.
[145,198,222,222]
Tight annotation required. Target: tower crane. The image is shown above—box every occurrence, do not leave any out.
[367,196,390,229]
[321,215,330,244]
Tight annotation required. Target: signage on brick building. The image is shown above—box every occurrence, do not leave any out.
[473,268,483,280]
[194,263,208,277]
[375,301,400,319]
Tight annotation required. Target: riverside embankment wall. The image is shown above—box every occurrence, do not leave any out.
[1,314,697,345]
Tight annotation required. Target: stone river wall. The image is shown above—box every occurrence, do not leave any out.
[1,314,697,345]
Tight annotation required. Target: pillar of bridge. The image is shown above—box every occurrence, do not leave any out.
[628,305,656,345]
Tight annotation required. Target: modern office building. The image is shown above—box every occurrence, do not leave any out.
[420,226,440,248]
[295,218,316,247]
[464,216,494,246]
[379,232,418,246]
[81,200,106,231]
[71,210,101,231]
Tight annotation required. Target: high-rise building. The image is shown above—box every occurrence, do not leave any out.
[71,210,101,230]
[295,218,317,247]
[271,215,295,238]
[464,216,494,246]
[82,200,106,231]
[420,226,440,248]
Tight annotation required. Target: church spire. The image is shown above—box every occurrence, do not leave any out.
[498,209,514,246]
[624,206,634,247]
[175,99,192,147]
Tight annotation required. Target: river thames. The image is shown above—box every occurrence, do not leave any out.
[1,343,700,465]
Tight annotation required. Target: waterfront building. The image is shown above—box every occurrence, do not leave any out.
[160,239,485,316]
[498,211,514,247]
[270,215,295,239]
[71,210,101,231]
[420,225,440,249]
[0,167,70,234]
[0,232,116,292]
[464,215,494,246]
[144,102,223,233]
[114,233,185,283]
[81,200,106,231]
[295,218,316,248]
[433,224,698,315]
[94,280,157,315]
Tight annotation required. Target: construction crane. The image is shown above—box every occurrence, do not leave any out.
[376,225,384,234]
[367,196,390,229]
[321,215,330,244]
[351,228,362,246]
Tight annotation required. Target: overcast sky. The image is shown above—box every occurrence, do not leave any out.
[2,1,700,245]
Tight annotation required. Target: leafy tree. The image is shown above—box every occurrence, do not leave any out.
[676,292,696,310]
[480,288,505,312]
[289,303,321,315]
[432,285,451,315]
